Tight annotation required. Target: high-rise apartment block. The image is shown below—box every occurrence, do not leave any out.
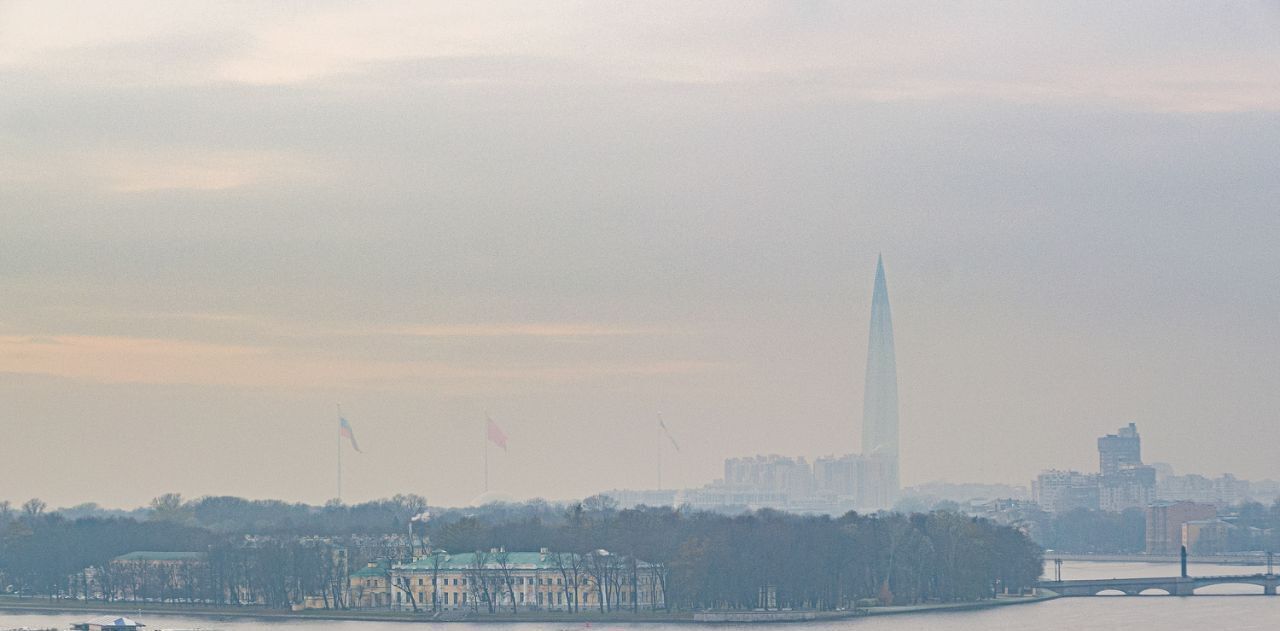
[1098,422,1142,475]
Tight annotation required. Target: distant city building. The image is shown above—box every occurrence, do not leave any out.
[725,455,815,497]
[1094,423,1156,513]
[1146,501,1217,555]
[1032,470,1100,513]
[1099,465,1156,512]
[1034,424,1261,520]
[861,255,900,507]
[813,454,860,499]
[1098,422,1142,476]
[1158,473,1248,507]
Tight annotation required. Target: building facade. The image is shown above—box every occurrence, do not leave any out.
[1146,501,1218,555]
[1183,519,1232,555]
[352,549,664,613]
[1099,465,1157,512]
[1033,470,1100,513]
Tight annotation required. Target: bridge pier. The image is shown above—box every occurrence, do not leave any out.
[1266,584,1276,596]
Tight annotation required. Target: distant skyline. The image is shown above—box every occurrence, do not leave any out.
[2,2,1279,509]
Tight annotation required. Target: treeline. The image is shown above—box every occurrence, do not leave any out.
[1037,508,1146,553]
[1,495,1043,610]
[433,500,1042,609]
[0,499,214,597]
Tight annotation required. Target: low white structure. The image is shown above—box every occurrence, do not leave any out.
[72,616,145,630]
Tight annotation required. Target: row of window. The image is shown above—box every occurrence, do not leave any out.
[410,576,570,587]
[400,590,650,606]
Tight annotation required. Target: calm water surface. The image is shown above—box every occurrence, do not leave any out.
[4,562,1278,631]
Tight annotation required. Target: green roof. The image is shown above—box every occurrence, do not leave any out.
[114,551,204,562]
[352,558,393,578]
[401,551,570,571]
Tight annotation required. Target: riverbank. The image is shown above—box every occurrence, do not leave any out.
[0,593,1054,625]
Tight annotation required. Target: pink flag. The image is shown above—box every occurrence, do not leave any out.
[486,416,508,450]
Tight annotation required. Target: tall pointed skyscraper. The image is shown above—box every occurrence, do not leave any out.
[862,255,900,506]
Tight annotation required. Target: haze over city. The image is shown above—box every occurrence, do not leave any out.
[2,2,1279,510]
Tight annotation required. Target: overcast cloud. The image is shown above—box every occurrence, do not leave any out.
[2,1,1279,508]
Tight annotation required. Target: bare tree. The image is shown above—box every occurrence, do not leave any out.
[552,551,584,612]
[464,551,494,613]
[493,550,519,614]
[427,550,447,613]
[20,498,46,521]
[582,550,614,612]
[392,575,420,612]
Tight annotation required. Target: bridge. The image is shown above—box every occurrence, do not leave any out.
[1038,574,1280,596]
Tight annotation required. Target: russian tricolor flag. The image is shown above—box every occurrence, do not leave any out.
[340,416,362,452]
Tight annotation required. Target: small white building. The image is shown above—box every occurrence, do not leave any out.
[72,616,146,631]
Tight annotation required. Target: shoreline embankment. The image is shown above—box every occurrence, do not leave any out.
[0,593,1055,625]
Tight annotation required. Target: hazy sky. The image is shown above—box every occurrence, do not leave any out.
[2,1,1279,509]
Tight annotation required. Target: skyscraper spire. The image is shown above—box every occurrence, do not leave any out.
[862,254,900,506]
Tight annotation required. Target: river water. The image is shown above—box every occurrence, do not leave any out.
[3,561,1278,631]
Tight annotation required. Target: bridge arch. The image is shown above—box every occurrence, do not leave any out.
[1193,582,1265,595]
[1138,588,1171,596]
[1095,589,1127,596]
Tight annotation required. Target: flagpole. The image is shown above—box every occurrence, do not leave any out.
[657,412,663,490]
[336,404,343,503]
[483,415,490,493]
